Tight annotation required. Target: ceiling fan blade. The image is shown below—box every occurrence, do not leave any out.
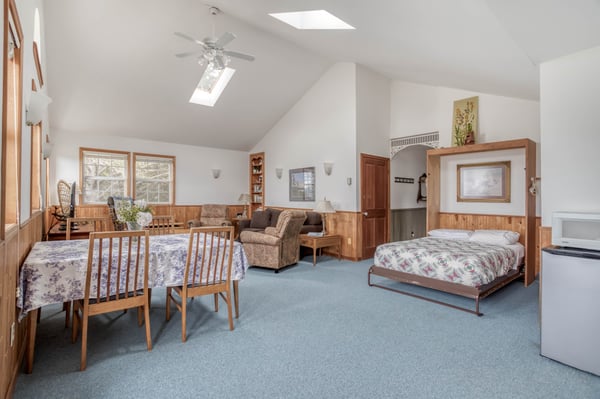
[175,51,200,58]
[174,32,207,47]
[223,50,255,62]
[214,32,236,48]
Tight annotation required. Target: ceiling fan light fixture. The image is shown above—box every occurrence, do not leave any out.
[189,63,235,107]
[269,10,355,30]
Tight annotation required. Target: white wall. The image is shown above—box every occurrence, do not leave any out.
[51,131,248,205]
[16,0,49,222]
[356,64,391,209]
[390,145,427,209]
[252,63,358,211]
[440,149,526,216]
[390,80,541,215]
[390,81,540,147]
[540,45,600,225]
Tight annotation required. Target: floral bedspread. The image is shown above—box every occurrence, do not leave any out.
[374,237,517,288]
[18,234,249,318]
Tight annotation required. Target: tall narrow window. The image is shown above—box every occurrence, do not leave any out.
[3,0,24,234]
[133,153,175,204]
[80,148,130,204]
[30,120,42,213]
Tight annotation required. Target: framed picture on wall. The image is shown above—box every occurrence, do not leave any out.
[457,161,510,202]
[289,167,315,201]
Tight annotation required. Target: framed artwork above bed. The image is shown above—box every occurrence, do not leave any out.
[457,161,510,203]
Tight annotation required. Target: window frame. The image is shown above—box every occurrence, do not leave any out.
[79,147,131,205]
[133,152,176,205]
[2,0,24,236]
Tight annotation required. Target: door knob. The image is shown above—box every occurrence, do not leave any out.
[363,212,368,217]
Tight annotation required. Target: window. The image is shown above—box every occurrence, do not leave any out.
[30,119,42,213]
[80,148,130,204]
[3,0,24,234]
[133,153,175,204]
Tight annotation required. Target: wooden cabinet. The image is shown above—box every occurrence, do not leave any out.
[249,152,264,216]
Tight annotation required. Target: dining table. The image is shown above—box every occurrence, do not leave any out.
[18,233,250,373]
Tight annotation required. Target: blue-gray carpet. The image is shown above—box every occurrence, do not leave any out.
[14,257,600,398]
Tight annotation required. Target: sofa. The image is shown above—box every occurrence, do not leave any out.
[238,208,322,235]
[240,210,307,272]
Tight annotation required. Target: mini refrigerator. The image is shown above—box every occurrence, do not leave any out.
[541,247,600,376]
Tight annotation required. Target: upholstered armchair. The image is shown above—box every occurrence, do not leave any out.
[187,204,232,228]
[240,210,307,272]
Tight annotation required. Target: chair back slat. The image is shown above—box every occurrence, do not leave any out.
[85,230,149,305]
[146,215,174,235]
[184,227,234,290]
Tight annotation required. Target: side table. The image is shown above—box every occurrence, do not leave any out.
[230,218,250,239]
[299,234,342,266]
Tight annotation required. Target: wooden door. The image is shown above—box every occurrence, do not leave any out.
[360,154,390,259]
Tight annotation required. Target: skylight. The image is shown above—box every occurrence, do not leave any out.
[268,10,355,30]
[189,63,235,107]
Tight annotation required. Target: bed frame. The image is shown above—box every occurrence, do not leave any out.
[368,264,523,316]
[370,139,537,316]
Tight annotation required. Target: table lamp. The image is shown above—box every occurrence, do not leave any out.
[314,198,335,235]
[238,193,251,218]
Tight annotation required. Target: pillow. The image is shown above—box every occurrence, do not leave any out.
[269,208,282,227]
[305,211,322,226]
[250,210,270,229]
[469,230,520,245]
[427,229,473,240]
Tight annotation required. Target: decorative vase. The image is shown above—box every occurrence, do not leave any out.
[126,221,141,231]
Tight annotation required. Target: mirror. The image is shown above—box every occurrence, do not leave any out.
[417,173,427,202]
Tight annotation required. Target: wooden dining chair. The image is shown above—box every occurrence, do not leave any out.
[146,215,174,235]
[62,217,111,328]
[166,226,235,342]
[71,230,152,370]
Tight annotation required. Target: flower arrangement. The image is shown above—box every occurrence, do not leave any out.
[116,199,153,228]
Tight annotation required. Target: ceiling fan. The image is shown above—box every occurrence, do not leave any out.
[174,6,255,69]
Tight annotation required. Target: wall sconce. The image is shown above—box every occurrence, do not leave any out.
[323,162,334,176]
[275,168,283,179]
[346,177,352,186]
[211,168,221,179]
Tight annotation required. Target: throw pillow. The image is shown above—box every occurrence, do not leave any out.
[250,210,270,229]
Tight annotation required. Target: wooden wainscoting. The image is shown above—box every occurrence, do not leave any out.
[439,212,544,277]
[1,212,44,399]
[327,210,360,261]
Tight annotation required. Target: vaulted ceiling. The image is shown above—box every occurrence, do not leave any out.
[42,0,600,151]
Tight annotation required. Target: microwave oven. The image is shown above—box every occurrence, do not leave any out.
[552,211,600,251]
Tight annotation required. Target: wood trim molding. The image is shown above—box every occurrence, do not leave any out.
[33,41,43,86]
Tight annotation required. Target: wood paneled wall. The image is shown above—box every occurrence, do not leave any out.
[440,212,544,276]
[1,213,44,399]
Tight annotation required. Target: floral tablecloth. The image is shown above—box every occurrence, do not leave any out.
[18,234,249,318]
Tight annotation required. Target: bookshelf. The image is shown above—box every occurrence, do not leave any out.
[249,152,264,216]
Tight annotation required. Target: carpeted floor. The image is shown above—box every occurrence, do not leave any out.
[13,256,600,398]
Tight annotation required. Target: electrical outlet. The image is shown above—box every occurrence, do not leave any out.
[10,322,15,347]
[347,237,351,245]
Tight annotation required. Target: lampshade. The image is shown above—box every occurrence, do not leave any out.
[238,193,251,204]
[314,199,335,213]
